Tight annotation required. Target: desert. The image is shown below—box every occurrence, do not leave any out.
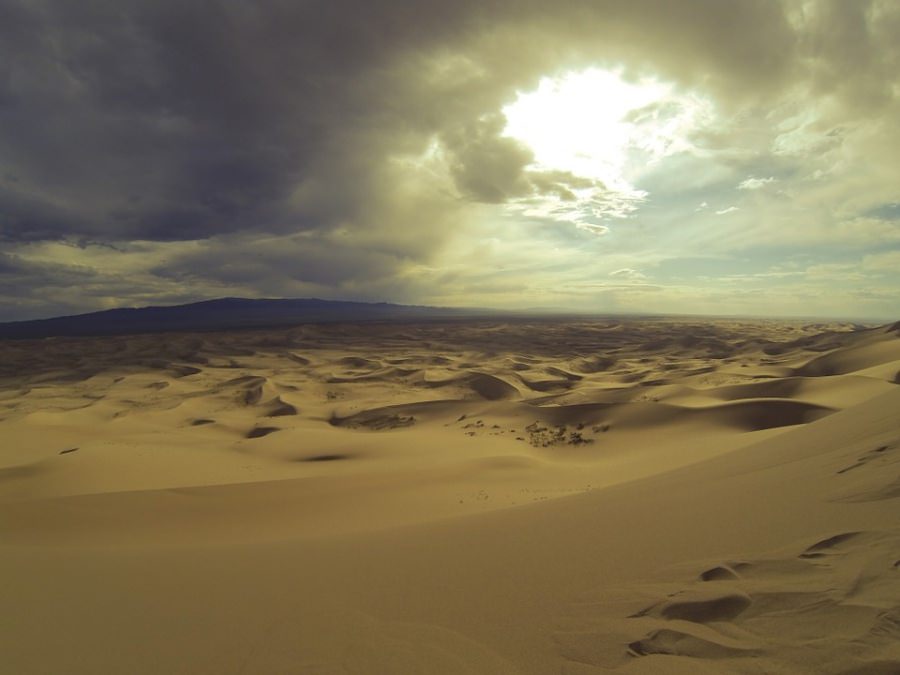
[2,316,899,674]
[5,2,900,672]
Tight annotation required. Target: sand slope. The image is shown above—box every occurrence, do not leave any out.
[0,318,898,673]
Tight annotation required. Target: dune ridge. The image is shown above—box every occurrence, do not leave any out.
[0,317,898,674]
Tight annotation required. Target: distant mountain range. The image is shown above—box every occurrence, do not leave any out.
[0,297,496,339]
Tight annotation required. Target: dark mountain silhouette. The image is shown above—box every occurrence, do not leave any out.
[0,298,493,339]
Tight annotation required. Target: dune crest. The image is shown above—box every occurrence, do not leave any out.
[1,317,898,674]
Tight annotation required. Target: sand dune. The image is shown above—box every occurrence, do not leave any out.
[0,317,898,673]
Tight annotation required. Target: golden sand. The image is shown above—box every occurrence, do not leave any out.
[2,318,899,673]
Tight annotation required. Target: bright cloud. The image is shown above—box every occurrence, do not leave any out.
[502,68,714,230]
[609,268,647,280]
[738,176,777,190]
[1,1,899,321]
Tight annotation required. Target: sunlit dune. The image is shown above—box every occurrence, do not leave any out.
[4,0,899,671]
[2,317,899,673]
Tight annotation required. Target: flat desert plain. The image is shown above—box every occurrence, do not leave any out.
[1,317,899,674]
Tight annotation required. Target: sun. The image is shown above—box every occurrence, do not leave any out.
[503,68,712,195]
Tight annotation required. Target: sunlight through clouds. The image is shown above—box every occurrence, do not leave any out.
[1,1,898,321]
[501,68,715,230]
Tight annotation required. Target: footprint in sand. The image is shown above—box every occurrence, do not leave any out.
[836,444,892,474]
[561,528,900,672]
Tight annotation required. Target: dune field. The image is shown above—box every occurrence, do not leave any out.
[1,317,899,674]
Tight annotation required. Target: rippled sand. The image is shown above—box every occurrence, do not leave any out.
[2,317,899,674]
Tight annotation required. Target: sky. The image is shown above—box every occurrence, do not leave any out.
[1,0,899,322]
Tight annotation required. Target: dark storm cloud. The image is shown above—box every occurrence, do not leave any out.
[0,247,212,321]
[442,113,535,204]
[0,252,28,275]
[802,0,900,111]
[6,0,896,320]
[0,250,96,319]
[441,113,608,204]
[0,183,90,241]
[0,251,93,288]
[153,235,403,288]
[0,0,799,242]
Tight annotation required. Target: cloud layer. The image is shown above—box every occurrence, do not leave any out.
[1,0,898,320]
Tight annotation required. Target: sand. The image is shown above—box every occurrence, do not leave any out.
[1,317,898,674]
